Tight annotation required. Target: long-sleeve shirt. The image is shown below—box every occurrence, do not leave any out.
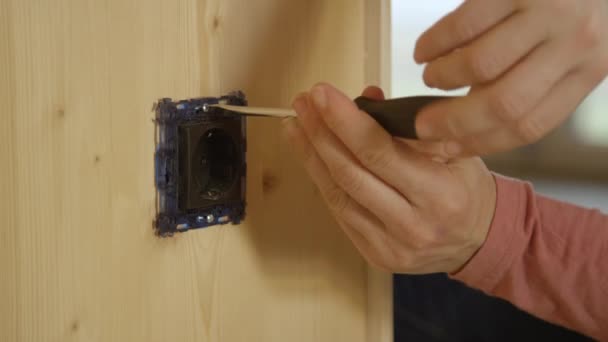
[451,174,608,341]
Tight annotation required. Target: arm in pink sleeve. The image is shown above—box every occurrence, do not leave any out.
[451,174,608,341]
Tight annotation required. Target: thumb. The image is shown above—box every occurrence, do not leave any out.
[361,86,385,100]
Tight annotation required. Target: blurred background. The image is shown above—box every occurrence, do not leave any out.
[391,0,608,212]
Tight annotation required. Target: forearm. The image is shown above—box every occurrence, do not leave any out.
[451,174,608,340]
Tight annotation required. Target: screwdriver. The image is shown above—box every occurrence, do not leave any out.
[211,95,451,139]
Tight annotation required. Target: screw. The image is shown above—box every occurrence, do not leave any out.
[206,190,219,198]
[206,214,215,223]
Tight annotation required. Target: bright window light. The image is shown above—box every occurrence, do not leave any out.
[391,1,464,96]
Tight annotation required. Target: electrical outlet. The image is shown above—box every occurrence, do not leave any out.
[153,92,247,237]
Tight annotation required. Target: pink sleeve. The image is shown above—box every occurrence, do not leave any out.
[451,174,608,340]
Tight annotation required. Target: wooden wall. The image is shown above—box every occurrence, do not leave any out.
[0,0,391,341]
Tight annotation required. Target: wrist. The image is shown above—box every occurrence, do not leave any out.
[451,170,497,274]
[476,171,498,250]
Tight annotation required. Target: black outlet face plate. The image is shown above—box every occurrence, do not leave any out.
[154,92,247,237]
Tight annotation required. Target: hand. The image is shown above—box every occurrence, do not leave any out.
[282,83,497,274]
[414,0,608,156]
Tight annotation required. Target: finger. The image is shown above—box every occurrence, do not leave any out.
[308,83,451,204]
[414,0,517,64]
[361,86,385,100]
[423,10,549,89]
[293,91,415,226]
[285,106,437,254]
[282,116,393,266]
[417,38,580,141]
[450,68,601,156]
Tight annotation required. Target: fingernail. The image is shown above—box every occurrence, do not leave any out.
[311,85,327,111]
[445,140,462,156]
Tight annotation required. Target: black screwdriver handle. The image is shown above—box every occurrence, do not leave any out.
[354,95,452,139]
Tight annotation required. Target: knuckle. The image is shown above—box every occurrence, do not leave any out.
[488,91,526,122]
[325,185,351,215]
[331,163,363,194]
[576,10,603,49]
[467,50,499,82]
[516,117,546,144]
[451,19,477,43]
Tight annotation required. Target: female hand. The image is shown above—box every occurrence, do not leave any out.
[282,83,497,274]
[414,0,608,156]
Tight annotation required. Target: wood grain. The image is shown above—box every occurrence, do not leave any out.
[0,0,391,341]
[363,1,394,342]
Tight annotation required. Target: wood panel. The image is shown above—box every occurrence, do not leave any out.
[0,0,391,341]
[363,1,394,341]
